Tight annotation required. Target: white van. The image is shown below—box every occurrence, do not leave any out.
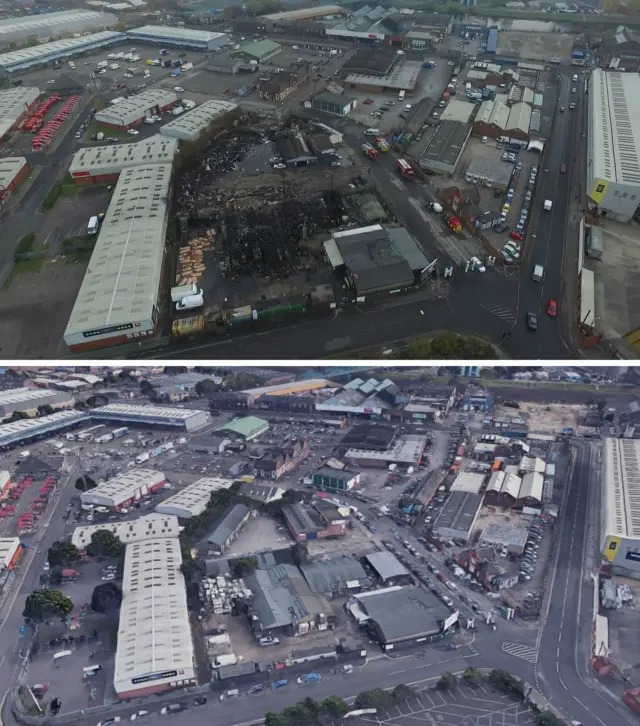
[532,264,544,282]
[364,128,381,136]
[398,89,406,102]
[176,292,204,311]
[53,651,72,662]
[82,665,102,679]
[572,73,578,82]
[171,283,199,303]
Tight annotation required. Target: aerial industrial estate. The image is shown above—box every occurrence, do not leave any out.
[0,5,637,359]
[0,365,636,726]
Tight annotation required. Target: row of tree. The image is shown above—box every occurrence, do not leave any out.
[392,332,497,360]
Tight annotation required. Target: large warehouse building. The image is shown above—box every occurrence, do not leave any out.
[587,69,640,223]
[601,438,640,578]
[0,157,28,197]
[0,387,72,418]
[126,25,227,52]
[63,163,172,352]
[69,135,178,185]
[89,404,209,431]
[159,100,238,142]
[347,586,457,650]
[0,31,124,75]
[0,410,89,449]
[114,537,195,699]
[0,10,117,46]
[72,513,180,550]
[80,469,166,510]
[0,87,40,140]
[155,477,235,518]
[94,90,178,129]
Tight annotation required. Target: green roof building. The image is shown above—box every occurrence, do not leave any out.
[233,39,281,63]
[312,467,361,492]
[311,91,357,117]
[214,415,269,441]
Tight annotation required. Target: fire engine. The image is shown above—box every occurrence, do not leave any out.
[375,137,389,152]
[396,158,415,179]
[361,143,378,159]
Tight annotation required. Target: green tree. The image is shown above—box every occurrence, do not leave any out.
[86,529,124,558]
[37,404,55,416]
[195,379,219,396]
[392,684,417,701]
[264,712,283,726]
[321,695,349,718]
[232,556,258,578]
[9,410,29,422]
[488,669,525,697]
[463,667,482,686]
[534,712,565,726]
[393,332,495,360]
[355,688,393,708]
[47,541,80,568]
[91,582,123,615]
[23,589,73,621]
[437,672,457,691]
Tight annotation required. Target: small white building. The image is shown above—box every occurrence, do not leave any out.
[159,100,238,142]
[80,469,165,509]
[94,90,177,129]
[155,477,235,519]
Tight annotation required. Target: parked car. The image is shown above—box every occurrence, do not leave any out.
[297,673,322,685]
[247,685,264,695]
[272,680,288,690]
[526,312,538,331]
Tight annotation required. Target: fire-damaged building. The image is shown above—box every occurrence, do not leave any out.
[282,498,347,542]
[454,546,520,591]
[252,437,310,480]
[258,64,311,102]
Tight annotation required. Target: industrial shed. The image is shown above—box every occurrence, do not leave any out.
[465,156,513,190]
[94,90,178,129]
[365,551,411,584]
[206,504,251,555]
[155,477,235,519]
[300,558,370,598]
[232,39,281,63]
[473,100,510,139]
[311,91,357,117]
[214,416,269,441]
[159,100,238,142]
[79,469,165,510]
[126,25,227,52]
[417,121,471,175]
[432,491,483,543]
[0,10,117,45]
[0,157,28,196]
[0,87,40,140]
[348,586,455,649]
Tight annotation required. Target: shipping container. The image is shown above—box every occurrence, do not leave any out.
[172,316,205,336]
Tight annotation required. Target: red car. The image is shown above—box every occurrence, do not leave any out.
[510,231,524,242]
[547,299,557,317]
[560,164,567,173]
[363,98,373,104]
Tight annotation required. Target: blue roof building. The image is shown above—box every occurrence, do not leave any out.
[486,28,499,54]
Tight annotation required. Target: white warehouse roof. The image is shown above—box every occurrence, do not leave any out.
[0,31,124,73]
[69,135,178,178]
[72,513,180,549]
[0,410,89,448]
[0,387,70,408]
[94,89,177,128]
[0,87,40,139]
[0,157,27,189]
[155,477,235,519]
[127,24,226,46]
[0,10,117,42]
[90,404,208,429]
[114,537,195,698]
[159,100,238,142]
[589,69,640,187]
[80,468,165,508]
[603,438,640,540]
[63,163,172,347]
[450,471,485,495]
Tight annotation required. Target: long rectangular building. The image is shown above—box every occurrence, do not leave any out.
[95,90,178,129]
[126,25,227,52]
[0,31,124,75]
[0,87,40,140]
[0,10,117,45]
[80,469,166,509]
[63,163,172,352]
[155,477,235,519]
[114,537,195,699]
[90,404,208,431]
[601,438,640,578]
[72,513,180,550]
[159,100,238,142]
[587,69,640,223]
[0,410,89,449]
[0,157,28,195]
[69,135,179,184]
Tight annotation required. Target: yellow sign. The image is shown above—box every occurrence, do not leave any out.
[590,179,609,205]
[603,535,620,562]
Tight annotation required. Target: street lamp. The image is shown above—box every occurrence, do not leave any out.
[416,309,425,342]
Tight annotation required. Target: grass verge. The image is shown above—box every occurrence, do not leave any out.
[2,258,45,290]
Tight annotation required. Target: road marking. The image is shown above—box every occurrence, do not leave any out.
[559,676,567,690]
[501,642,539,664]
[480,302,517,324]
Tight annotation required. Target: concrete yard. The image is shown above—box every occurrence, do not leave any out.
[495,30,575,63]
[224,513,293,557]
[494,401,588,432]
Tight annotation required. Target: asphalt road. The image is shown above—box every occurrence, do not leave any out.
[536,441,635,726]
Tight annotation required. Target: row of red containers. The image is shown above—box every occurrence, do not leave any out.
[32,95,81,151]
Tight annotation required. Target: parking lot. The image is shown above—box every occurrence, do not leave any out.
[360,686,538,726]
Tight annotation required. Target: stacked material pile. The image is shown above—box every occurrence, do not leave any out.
[175,230,214,286]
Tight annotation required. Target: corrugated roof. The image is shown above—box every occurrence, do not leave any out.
[207,504,249,548]
[365,551,408,580]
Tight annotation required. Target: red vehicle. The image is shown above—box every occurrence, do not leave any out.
[396,158,415,180]
[547,299,557,316]
[510,230,524,241]
[363,98,373,104]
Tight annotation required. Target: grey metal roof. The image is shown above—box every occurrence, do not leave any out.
[283,503,324,535]
[207,504,249,548]
[64,164,172,341]
[245,564,327,629]
[300,558,369,595]
[0,31,123,70]
[313,467,358,482]
[365,551,409,581]
[159,100,238,142]
[356,587,448,642]
[433,491,483,535]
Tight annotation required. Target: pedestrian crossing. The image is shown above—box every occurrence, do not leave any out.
[501,642,539,664]
[481,302,518,324]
